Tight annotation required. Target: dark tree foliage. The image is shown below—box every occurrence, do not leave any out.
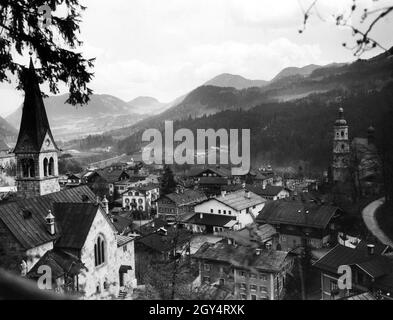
[0,0,94,105]
[160,165,176,195]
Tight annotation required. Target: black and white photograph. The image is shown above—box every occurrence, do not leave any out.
[0,0,393,307]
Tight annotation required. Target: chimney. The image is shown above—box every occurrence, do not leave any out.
[262,181,267,190]
[102,195,109,214]
[200,212,203,219]
[367,244,375,256]
[151,221,155,228]
[245,190,251,199]
[45,210,56,235]
[255,248,262,256]
[221,190,226,197]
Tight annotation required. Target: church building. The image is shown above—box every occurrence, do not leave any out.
[0,58,136,299]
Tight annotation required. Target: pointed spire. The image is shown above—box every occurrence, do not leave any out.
[14,58,58,153]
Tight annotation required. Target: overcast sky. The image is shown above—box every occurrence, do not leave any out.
[1,0,392,117]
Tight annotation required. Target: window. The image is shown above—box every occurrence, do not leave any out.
[49,157,54,176]
[203,276,210,283]
[43,158,49,176]
[223,210,226,214]
[251,294,257,300]
[219,279,225,285]
[250,273,257,280]
[240,283,247,290]
[204,264,210,271]
[219,266,224,273]
[210,209,213,213]
[94,235,106,266]
[239,271,246,277]
[260,286,268,293]
[250,285,257,292]
[218,210,221,214]
[259,273,268,281]
[228,210,232,215]
[21,158,35,178]
[240,294,247,300]
[123,245,127,252]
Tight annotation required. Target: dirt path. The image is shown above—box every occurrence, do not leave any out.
[362,197,393,247]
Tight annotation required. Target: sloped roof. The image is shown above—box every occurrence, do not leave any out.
[218,224,277,246]
[214,189,265,211]
[198,177,228,185]
[14,59,58,153]
[0,185,96,249]
[53,202,104,250]
[186,213,236,227]
[164,189,207,206]
[136,228,192,253]
[96,168,129,183]
[344,292,376,300]
[194,242,289,273]
[116,234,135,247]
[27,249,85,279]
[313,241,392,278]
[247,185,289,197]
[256,199,339,229]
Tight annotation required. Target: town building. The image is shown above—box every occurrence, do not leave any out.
[0,139,15,169]
[256,199,341,251]
[0,59,136,299]
[313,241,393,300]
[121,183,160,214]
[194,189,266,230]
[156,188,207,222]
[193,241,293,300]
[247,184,290,201]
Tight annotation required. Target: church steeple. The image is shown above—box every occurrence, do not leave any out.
[332,107,350,183]
[14,58,58,153]
[14,58,60,198]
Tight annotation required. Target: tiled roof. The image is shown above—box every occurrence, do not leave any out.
[256,199,339,229]
[54,202,107,250]
[117,234,135,247]
[164,189,207,206]
[313,241,392,277]
[14,59,58,153]
[214,189,265,211]
[194,242,289,273]
[27,249,85,279]
[0,185,96,249]
[111,215,133,233]
[186,213,236,227]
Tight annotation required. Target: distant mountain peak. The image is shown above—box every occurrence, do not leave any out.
[271,64,322,82]
[204,73,268,90]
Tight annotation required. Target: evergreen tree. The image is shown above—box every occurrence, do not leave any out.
[160,165,176,195]
[0,0,94,105]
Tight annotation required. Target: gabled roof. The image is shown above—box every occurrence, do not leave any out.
[256,199,339,229]
[0,185,96,249]
[218,224,277,246]
[313,241,392,278]
[27,249,85,279]
[54,202,107,250]
[186,213,236,227]
[14,59,58,153]
[197,177,228,185]
[194,242,289,273]
[213,189,265,211]
[162,189,207,207]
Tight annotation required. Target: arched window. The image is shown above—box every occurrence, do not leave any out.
[21,159,35,178]
[49,157,54,176]
[43,158,49,177]
[28,159,35,177]
[94,235,106,266]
